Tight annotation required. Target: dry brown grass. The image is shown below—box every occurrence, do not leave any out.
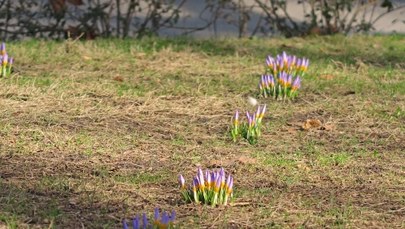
[0,36,404,228]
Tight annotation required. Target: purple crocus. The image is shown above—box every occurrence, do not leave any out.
[255,105,261,118]
[170,210,176,222]
[291,55,297,67]
[225,175,232,191]
[292,76,301,91]
[287,74,292,86]
[192,178,199,203]
[260,75,266,88]
[178,174,185,189]
[233,110,239,128]
[142,213,148,229]
[259,104,266,120]
[155,209,176,227]
[154,208,160,222]
[197,168,205,190]
[268,75,275,87]
[246,111,251,122]
[160,212,169,226]
[132,216,140,229]
[211,172,216,188]
[266,56,275,68]
[224,175,234,205]
[301,58,309,72]
[278,72,288,86]
[220,168,226,188]
[2,53,8,66]
[0,42,5,55]
[214,172,221,193]
[123,219,129,229]
[205,169,211,189]
[226,175,233,194]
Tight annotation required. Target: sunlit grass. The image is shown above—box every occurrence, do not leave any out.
[0,35,404,228]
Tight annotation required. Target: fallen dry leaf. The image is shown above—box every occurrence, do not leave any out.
[302,119,322,130]
[113,76,124,82]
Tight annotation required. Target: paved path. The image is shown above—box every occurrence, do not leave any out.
[161,0,405,37]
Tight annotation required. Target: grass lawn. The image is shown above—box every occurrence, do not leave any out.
[0,35,404,228]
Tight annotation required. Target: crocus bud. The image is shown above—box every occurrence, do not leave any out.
[132,216,140,229]
[123,220,129,229]
[178,174,185,189]
[292,76,301,91]
[2,54,8,66]
[0,43,5,55]
[142,213,148,229]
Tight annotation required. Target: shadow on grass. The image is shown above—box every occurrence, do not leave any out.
[0,154,130,228]
[91,35,405,68]
[0,180,123,228]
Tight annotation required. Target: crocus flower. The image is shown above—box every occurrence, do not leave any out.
[233,110,239,129]
[142,213,148,229]
[232,106,267,144]
[205,169,211,189]
[2,54,8,66]
[224,175,233,205]
[192,178,199,204]
[292,76,301,91]
[212,172,221,206]
[178,174,185,189]
[132,215,140,229]
[258,104,266,120]
[282,51,288,67]
[260,74,266,87]
[230,110,240,142]
[301,58,309,72]
[1,53,8,77]
[153,208,175,229]
[0,42,5,56]
[219,168,226,188]
[123,219,129,229]
[265,56,274,68]
[286,74,292,87]
[154,208,160,223]
[261,52,309,100]
[124,209,175,229]
[210,172,216,188]
[296,58,302,70]
[197,168,205,189]
[180,168,234,206]
[268,75,275,87]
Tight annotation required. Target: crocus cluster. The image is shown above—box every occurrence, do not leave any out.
[230,104,266,144]
[123,208,176,229]
[179,167,233,207]
[0,42,14,78]
[260,51,309,100]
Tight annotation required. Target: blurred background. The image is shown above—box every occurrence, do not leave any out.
[0,0,404,40]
